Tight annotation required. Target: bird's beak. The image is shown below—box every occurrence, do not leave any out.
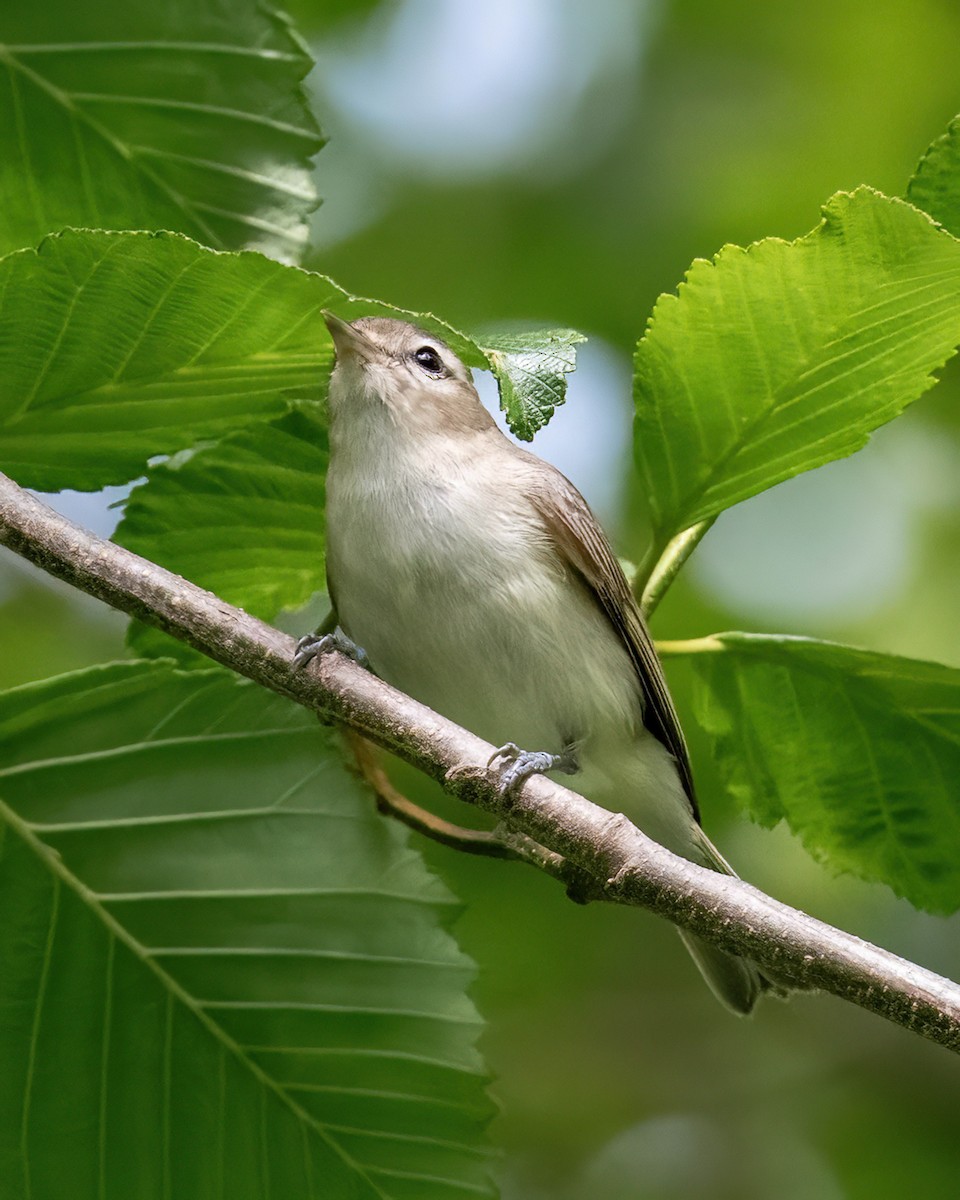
[322,310,376,363]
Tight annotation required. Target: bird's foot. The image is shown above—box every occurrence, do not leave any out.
[294,626,370,671]
[487,742,578,795]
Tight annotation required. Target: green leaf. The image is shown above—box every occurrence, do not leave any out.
[0,2,322,261]
[676,633,960,914]
[115,408,328,662]
[0,230,343,491]
[115,409,328,620]
[634,188,960,551]
[0,661,497,1198]
[907,114,960,239]
[0,228,582,493]
[482,329,586,441]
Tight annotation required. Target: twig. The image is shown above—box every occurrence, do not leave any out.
[344,728,516,857]
[343,730,602,897]
[2,470,960,1052]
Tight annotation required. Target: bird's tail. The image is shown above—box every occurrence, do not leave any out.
[678,827,783,1015]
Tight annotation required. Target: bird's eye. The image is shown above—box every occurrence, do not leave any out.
[413,345,444,377]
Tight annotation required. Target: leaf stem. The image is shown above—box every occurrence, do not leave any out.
[655,636,726,657]
[636,518,715,619]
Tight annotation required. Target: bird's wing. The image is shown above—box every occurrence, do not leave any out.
[528,463,699,819]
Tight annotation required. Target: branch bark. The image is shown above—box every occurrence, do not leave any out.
[3,470,960,1053]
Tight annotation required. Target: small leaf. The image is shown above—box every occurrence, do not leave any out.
[0,661,497,1198]
[907,113,960,238]
[0,2,322,261]
[482,329,586,441]
[634,188,960,551]
[678,633,960,914]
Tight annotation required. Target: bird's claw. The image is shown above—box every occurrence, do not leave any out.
[487,742,521,769]
[294,626,369,671]
[487,742,578,794]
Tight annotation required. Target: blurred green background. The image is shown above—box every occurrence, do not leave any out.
[4,0,960,1195]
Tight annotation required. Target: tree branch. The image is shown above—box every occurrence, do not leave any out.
[3,470,960,1053]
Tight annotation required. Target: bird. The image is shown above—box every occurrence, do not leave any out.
[302,311,773,1013]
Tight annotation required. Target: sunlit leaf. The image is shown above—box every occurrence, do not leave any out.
[0,230,342,491]
[634,188,960,551]
[0,661,497,1198]
[907,113,960,239]
[0,2,322,261]
[676,633,960,913]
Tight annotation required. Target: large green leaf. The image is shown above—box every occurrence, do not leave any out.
[0,229,584,492]
[633,188,960,551]
[0,662,496,1199]
[0,2,322,261]
[0,230,341,491]
[674,633,960,914]
[907,113,960,239]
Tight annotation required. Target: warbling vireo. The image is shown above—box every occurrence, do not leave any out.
[304,312,774,1014]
